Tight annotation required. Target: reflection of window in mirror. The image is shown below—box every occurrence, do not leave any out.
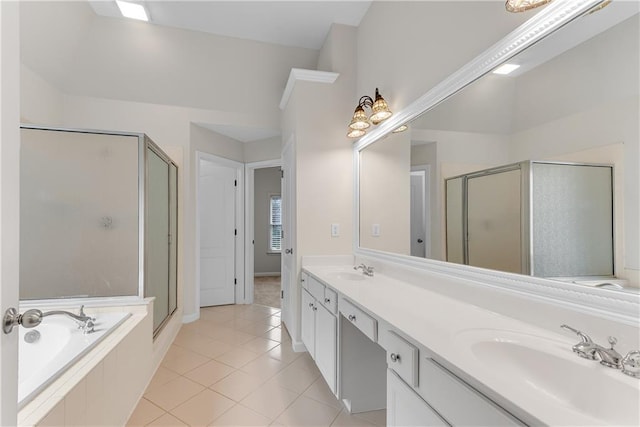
[269,194,282,253]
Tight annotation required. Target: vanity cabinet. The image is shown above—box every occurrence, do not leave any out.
[380,324,523,427]
[301,274,337,393]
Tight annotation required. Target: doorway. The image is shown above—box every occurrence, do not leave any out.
[252,167,282,308]
[410,165,431,258]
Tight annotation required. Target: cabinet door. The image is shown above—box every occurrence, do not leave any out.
[315,303,337,394]
[301,289,316,357]
[387,370,448,427]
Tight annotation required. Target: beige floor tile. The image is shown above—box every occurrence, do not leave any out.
[264,316,283,328]
[215,347,260,368]
[274,396,341,427]
[144,376,205,411]
[265,363,320,394]
[184,359,236,387]
[222,316,258,329]
[241,336,280,353]
[240,354,288,381]
[209,370,266,402]
[126,398,165,426]
[200,309,234,324]
[353,409,386,427]
[161,345,210,375]
[237,322,275,336]
[240,382,299,420]
[264,343,301,365]
[209,403,271,426]
[330,410,377,427]
[303,377,341,410]
[170,389,235,427]
[261,327,289,343]
[147,366,181,391]
[174,333,235,359]
[146,412,188,426]
[214,329,257,346]
[288,352,320,375]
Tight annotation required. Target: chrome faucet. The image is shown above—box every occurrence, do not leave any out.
[16,305,95,334]
[560,324,629,371]
[354,263,374,277]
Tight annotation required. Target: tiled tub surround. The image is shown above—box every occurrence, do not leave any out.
[302,258,640,426]
[17,301,161,427]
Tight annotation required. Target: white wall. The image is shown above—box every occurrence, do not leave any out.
[254,167,282,275]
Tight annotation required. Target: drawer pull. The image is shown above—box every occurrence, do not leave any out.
[324,298,331,303]
[313,306,317,311]
[348,314,357,322]
[390,353,401,362]
[309,302,314,308]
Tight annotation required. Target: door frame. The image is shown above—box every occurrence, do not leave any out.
[195,151,245,309]
[244,159,282,305]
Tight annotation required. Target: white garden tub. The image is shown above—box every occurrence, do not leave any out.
[18,311,130,408]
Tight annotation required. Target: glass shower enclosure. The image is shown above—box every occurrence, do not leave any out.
[20,125,178,336]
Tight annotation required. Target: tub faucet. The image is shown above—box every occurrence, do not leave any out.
[354,264,374,277]
[20,306,95,334]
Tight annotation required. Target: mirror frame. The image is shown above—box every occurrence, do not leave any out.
[354,0,639,325]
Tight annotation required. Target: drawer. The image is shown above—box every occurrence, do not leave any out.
[418,358,523,426]
[387,331,419,387]
[340,298,377,342]
[307,275,326,302]
[321,287,337,314]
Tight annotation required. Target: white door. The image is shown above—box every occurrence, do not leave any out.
[1,2,20,424]
[280,139,296,330]
[410,171,427,257]
[199,159,237,307]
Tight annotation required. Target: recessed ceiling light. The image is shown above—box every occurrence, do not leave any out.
[116,0,149,21]
[493,63,521,75]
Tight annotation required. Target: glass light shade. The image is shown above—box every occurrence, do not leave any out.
[349,106,371,130]
[347,128,366,138]
[505,0,552,13]
[369,90,392,125]
[392,124,408,133]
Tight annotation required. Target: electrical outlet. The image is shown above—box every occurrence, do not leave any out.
[372,224,380,237]
[331,223,340,237]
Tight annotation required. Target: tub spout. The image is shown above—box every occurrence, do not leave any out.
[15,306,95,333]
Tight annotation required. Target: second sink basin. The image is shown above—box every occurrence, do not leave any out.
[457,329,640,425]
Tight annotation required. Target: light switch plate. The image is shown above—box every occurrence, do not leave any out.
[372,224,380,237]
[331,223,340,237]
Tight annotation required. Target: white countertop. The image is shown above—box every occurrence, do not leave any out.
[303,264,640,426]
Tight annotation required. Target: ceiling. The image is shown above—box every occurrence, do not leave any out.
[88,0,372,50]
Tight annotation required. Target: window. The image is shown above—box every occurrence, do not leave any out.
[269,194,282,252]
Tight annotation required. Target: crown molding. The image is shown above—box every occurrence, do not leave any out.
[279,68,340,110]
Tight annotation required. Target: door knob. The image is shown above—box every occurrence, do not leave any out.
[348,314,356,322]
[417,239,423,243]
[285,248,293,254]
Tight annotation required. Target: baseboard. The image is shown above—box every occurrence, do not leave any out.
[182,311,200,324]
[292,339,307,353]
[254,272,282,277]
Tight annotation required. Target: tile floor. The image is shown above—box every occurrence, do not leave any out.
[127,304,386,426]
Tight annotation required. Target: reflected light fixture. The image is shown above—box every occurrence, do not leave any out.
[505,0,552,13]
[116,0,149,21]
[392,124,408,133]
[493,63,520,75]
[347,88,393,138]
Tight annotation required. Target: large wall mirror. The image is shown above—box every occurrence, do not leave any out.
[357,0,639,288]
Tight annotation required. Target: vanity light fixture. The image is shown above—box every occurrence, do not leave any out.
[505,0,552,13]
[116,0,149,21]
[347,88,393,138]
[493,63,521,75]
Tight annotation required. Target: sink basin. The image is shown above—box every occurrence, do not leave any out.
[327,271,366,281]
[457,329,640,425]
